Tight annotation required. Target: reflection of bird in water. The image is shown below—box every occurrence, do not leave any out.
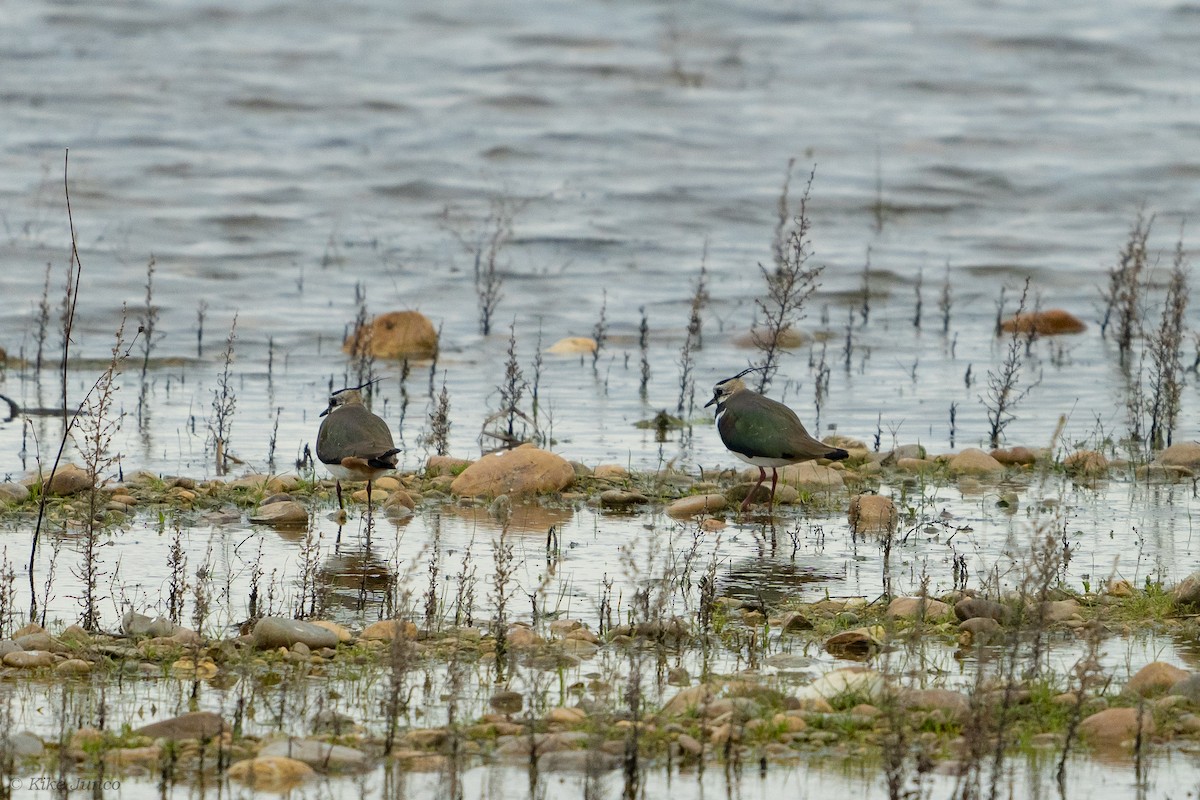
[316,385,399,510]
[319,546,397,612]
[719,559,840,608]
[705,368,848,512]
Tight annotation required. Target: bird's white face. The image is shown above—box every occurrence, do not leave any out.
[704,377,746,412]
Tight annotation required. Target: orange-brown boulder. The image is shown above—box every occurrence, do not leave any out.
[999,309,1086,335]
[343,311,438,359]
[450,445,574,498]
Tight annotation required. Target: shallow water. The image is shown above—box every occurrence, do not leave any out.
[3,0,1200,795]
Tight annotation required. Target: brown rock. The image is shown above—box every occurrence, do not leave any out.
[546,707,587,725]
[425,455,473,477]
[659,684,714,718]
[505,626,542,648]
[887,596,953,621]
[227,756,315,790]
[1064,450,1109,477]
[545,337,598,355]
[599,489,649,508]
[948,449,1004,476]
[104,746,162,768]
[1172,572,1200,607]
[360,619,417,641]
[310,620,353,643]
[490,690,524,715]
[955,597,1007,623]
[990,446,1040,465]
[249,500,309,526]
[666,494,728,519]
[848,495,897,534]
[343,310,438,359]
[3,650,55,668]
[1160,442,1200,469]
[776,461,845,490]
[824,628,882,660]
[592,464,629,480]
[955,618,1003,638]
[450,445,575,498]
[899,688,970,718]
[1126,662,1190,698]
[676,733,703,756]
[136,711,227,742]
[1039,599,1082,623]
[1078,707,1155,747]
[47,464,93,496]
[999,309,1086,335]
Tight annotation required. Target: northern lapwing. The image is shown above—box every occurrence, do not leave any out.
[705,368,848,512]
[316,385,400,510]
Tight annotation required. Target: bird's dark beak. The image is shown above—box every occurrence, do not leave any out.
[704,394,717,408]
[319,402,334,417]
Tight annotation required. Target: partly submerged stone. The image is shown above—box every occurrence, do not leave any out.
[1064,450,1109,477]
[450,445,574,498]
[343,310,438,359]
[227,756,315,790]
[136,711,227,742]
[592,464,629,480]
[776,461,844,491]
[122,612,179,638]
[46,464,93,496]
[990,446,1040,465]
[252,617,340,650]
[666,494,728,519]
[259,737,370,772]
[490,690,524,715]
[948,448,1004,476]
[1077,707,1155,747]
[425,455,473,477]
[955,597,1008,623]
[1125,661,1189,698]
[999,309,1087,335]
[545,336,597,355]
[794,667,885,705]
[1159,442,1200,469]
[359,619,417,641]
[0,482,29,503]
[598,489,649,509]
[1172,572,1200,607]
[824,627,883,660]
[3,650,55,668]
[848,494,897,534]
[249,500,309,526]
[886,596,953,621]
[898,688,970,718]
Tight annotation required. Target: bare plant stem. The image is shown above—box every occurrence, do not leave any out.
[753,162,822,392]
[983,278,1038,448]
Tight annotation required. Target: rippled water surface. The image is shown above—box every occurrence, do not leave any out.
[3,0,1200,796]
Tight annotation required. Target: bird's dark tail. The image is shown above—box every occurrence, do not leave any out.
[825,448,850,462]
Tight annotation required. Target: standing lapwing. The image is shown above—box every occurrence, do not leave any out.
[316,385,400,510]
[705,368,849,512]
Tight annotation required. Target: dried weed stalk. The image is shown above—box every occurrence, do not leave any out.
[753,161,822,392]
